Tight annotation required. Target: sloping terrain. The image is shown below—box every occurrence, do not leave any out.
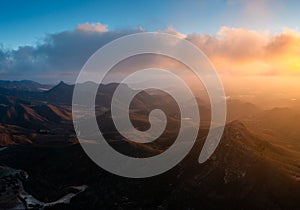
[0,124,32,146]
[0,80,300,209]
[0,96,72,130]
[242,107,300,150]
[0,121,300,209]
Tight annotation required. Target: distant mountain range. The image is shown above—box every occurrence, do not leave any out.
[0,80,53,92]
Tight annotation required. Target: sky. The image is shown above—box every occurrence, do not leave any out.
[1,0,300,48]
[0,0,300,84]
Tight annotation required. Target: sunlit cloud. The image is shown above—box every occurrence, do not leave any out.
[0,23,300,83]
[187,27,300,76]
[161,26,187,39]
[76,22,108,33]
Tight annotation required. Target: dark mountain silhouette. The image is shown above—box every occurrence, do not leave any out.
[43,81,74,105]
[0,80,52,92]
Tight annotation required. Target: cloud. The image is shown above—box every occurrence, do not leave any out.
[160,26,187,39]
[188,27,268,60]
[0,24,300,83]
[186,27,300,76]
[0,24,143,82]
[76,22,108,33]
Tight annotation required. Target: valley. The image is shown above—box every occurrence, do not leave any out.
[0,80,299,209]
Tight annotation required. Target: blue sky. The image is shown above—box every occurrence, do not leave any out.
[0,0,299,83]
[1,0,299,48]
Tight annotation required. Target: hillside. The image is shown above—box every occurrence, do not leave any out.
[0,80,300,209]
[0,121,300,209]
